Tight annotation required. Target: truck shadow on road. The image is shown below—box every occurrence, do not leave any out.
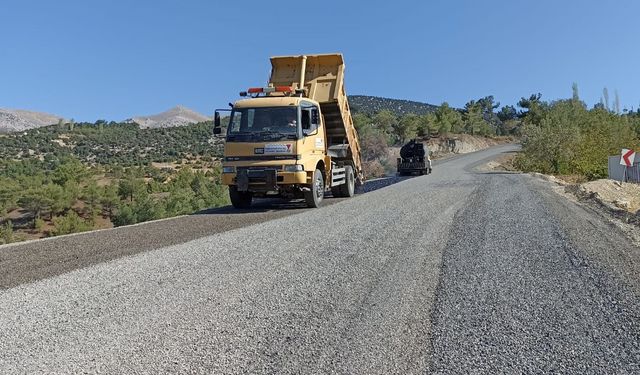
[356,175,415,194]
[195,175,417,214]
[195,199,311,214]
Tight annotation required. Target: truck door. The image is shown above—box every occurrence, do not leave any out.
[301,102,323,153]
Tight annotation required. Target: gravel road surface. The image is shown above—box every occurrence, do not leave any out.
[1,144,638,374]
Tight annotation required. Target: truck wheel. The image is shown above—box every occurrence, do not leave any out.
[305,169,324,208]
[332,165,355,198]
[229,186,252,209]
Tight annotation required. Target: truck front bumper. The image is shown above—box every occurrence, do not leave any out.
[222,170,308,191]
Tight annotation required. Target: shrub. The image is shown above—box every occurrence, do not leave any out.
[112,204,136,227]
[363,160,386,179]
[34,218,45,230]
[0,221,14,244]
[51,211,92,236]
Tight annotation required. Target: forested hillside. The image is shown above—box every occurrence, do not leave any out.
[0,120,228,244]
[0,121,222,166]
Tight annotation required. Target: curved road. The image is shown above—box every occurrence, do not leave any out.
[1,145,638,374]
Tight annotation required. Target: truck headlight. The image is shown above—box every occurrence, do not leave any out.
[222,166,236,173]
[284,164,304,172]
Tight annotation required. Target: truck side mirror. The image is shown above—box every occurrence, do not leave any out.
[213,111,222,135]
[213,108,231,136]
[312,109,319,125]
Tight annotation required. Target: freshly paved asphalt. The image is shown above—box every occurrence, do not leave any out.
[1,144,638,374]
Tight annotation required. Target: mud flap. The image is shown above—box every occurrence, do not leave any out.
[237,169,249,191]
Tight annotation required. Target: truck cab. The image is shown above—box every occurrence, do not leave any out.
[214,53,363,209]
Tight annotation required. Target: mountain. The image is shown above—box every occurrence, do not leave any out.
[128,105,210,129]
[348,95,439,116]
[0,109,65,133]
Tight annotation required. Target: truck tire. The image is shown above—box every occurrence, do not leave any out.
[229,186,252,209]
[332,165,355,198]
[305,169,324,208]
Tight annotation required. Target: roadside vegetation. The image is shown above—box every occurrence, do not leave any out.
[515,86,640,180]
[0,121,228,244]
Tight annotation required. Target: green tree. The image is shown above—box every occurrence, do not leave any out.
[433,102,463,134]
[51,211,92,236]
[57,118,65,132]
[463,100,487,135]
[18,188,51,226]
[43,183,69,219]
[101,184,120,217]
[497,105,518,122]
[603,87,610,111]
[51,158,87,186]
[352,113,372,131]
[518,93,545,126]
[393,114,419,144]
[477,96,500,116]
[117,175,145,202]
[0,178,19,216]
[416,113,437,136]
[82,180,102,217]
[373,110,396,136]
[165,188,196,216]
[0,221,14,244]
[572,82,580,101]
[132,195,165,223]
[113,204,137,226]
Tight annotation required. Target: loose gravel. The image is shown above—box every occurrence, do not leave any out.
[429,173,640,374]
[1,144,638,374]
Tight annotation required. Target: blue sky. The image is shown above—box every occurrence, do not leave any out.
[1,0,639,121]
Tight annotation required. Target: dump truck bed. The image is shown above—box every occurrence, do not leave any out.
[269,54,363,181]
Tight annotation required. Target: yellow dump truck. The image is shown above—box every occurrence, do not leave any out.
[214,53,363,208]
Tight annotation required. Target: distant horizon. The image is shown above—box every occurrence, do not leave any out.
[1,90,633,123]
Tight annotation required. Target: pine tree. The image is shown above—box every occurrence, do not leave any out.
[572,82,580,101]
[57,118,65,132]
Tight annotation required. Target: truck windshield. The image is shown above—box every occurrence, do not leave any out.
[227,107,299,141]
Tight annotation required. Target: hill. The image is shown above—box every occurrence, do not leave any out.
[0,108,65,133]
[128,106,210,129]
[0,120,221,166]
[348,95,438,116]
[0,105,210,134]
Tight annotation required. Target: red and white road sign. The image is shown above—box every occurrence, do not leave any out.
[620,148,636,167]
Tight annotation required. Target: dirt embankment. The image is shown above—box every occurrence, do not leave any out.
[428,134,508,157]
[578,180,640,214]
